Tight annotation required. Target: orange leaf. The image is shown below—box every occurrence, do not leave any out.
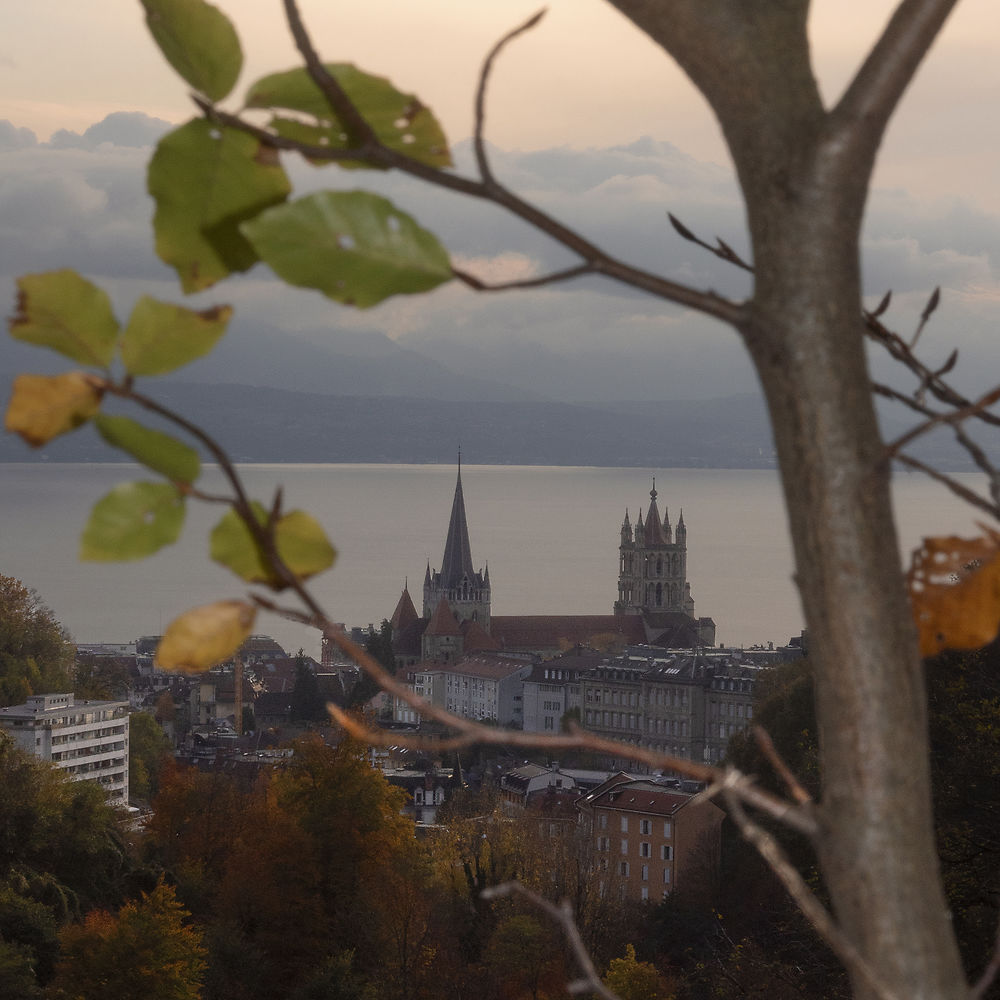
[907,531,1000,657]
[4,372,103,446]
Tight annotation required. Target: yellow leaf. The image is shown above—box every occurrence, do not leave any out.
[4,372,103,446]
[907,531,1000,656]
[154,600,255,673]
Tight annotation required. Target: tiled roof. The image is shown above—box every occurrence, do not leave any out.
[589,779,694,816]
[440,654,531,681]
[390,587,419,632]
[462,618,500,652]
[491,615,646,652]
[426,597,462,636]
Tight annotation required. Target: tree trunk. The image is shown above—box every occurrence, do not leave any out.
[608,2,969,996]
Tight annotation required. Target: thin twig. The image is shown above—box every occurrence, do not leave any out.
[452,263,594,292]
[481,881,621,1000]
[473,9,546,186]
[722,785,902,1000]
[754,726,812,805]
[893,453,1000,520]
[884,384,1000,459]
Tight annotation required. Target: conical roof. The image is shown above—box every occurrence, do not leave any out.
[390,586,419,632]
[644,480,668,545]
[439,462,476,588]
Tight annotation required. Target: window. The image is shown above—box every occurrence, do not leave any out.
[620,861,629,877]
[641,886,649,901]
[597,836,609,852]
[641,864,649,881]
[621,839,629,855]
[620,816,628,832]
[663,821,672,838]
[639,819,652,835]
[543,717,554,731]
[663,867,672,884]
[640,842,651,858]
[661,845,673,861]
[598,813,607,830]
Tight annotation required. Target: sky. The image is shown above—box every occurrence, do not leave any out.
[2,1,999,401]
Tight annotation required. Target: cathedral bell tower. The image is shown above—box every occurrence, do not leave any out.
[615,479,694,618]
[422,459,491,631]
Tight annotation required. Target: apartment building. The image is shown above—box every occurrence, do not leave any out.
[579,772,724,902]
[0,693,129,804]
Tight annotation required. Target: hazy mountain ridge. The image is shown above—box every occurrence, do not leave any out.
[1,383,777,467]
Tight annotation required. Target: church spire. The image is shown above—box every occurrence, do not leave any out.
[439,459,476,589]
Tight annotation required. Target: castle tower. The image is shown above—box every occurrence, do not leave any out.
[423,460,491,630]
[615,479,693,617]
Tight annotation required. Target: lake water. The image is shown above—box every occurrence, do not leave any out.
[0,463,988,659]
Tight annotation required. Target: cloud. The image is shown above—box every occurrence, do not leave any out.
[2,115,999,406]
[0,120,36,151]
[47,111,171,150]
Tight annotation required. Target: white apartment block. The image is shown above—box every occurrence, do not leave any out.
[0,693,130,804]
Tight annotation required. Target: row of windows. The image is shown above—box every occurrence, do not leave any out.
[618,861,673,883]
[710,700,752,719]
[586,688,692,709]
[596,837,673,861]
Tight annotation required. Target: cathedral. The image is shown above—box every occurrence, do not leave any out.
[389,467,715,669]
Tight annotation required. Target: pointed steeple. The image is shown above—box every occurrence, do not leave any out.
[439,459,476,589]
[676,508,687,543]
[663,505,672,544]
[644,479,667,544]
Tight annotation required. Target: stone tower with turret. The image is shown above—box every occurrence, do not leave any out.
[422,460,491,630]
[615,480,695,618]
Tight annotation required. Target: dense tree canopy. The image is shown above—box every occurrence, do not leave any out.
[0,576,73,706]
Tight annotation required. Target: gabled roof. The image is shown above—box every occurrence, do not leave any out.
[426,597,461,636]
[438,463,476,588]
[583,776,704,818]
[462,618,500,653]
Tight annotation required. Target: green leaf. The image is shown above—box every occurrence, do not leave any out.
[241,191,452,308]
[5,372,103,446]
[95,414,201,484]
[120,296,232,375]
[148,119,291,293]
[211,503,336,587]
[10,270,119,367]
[80,482,186,561]
[246,64,451,169]
[141,0,242,102]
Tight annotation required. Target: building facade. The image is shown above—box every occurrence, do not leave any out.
[0,693,130,804]
[579,773,725,902]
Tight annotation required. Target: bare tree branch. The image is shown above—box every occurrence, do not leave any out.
[884,385,1000,460]
[481,881,622,1000]
[829,0,961,181]
[754,726,812,805]
[892,453,1000,520]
